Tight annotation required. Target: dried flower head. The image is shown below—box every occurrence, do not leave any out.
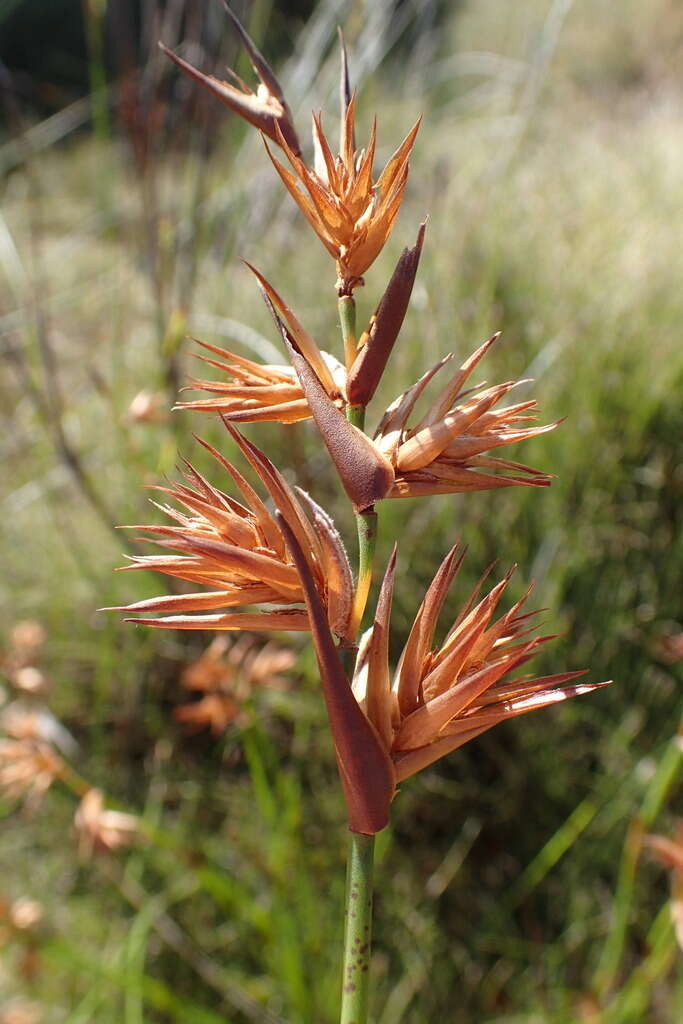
[654,630,683,664]
[109,425,356,643]
[280,521,608,834]
[355,547,609,782]
[175,266,349,425]
[10,668,49,698]
[2,623,49,695]
[175,635,295,734]
[375,333,558,496]
[176,338,320,424]
[266,104,420,294]
[0,739,64,811]
[74,788,139,859]
[160,4,300,154]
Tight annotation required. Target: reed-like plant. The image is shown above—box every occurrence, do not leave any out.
[112,8,610,1021]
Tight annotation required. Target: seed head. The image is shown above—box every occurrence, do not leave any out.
[176,265,347,424]
[353,547,610,782]
[375,333,559,496]
[265,108,420,294]
[108,425,356,643]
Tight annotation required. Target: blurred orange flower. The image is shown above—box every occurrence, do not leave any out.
[0,1002,42,1024]
[8,622,46,664]
[175,635,295,735]
[74,789,139,859]
[0,740,64,812]
[7,899,43,934]
[1,622,49,696]
[126,389,168,425]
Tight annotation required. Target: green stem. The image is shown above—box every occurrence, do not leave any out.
[340,832,376,1024]
[339,295,357,371]
[339,297,379,1023]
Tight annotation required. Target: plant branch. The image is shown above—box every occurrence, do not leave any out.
[340,832,376,1024]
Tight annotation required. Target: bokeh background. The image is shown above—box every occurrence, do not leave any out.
[1,0,682,1021]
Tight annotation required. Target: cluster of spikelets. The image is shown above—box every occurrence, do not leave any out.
[110,6,609,835]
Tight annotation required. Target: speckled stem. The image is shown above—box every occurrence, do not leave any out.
[340,831,375,1024]
[340,301,378,1023]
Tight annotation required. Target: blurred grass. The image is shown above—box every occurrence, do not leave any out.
[1,0,682,1021]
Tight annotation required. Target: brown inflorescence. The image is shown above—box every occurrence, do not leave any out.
[354,546,609,783]
[265,106,420,294]
[0,739,64,812]
[375,333,558,496]
[109,425,356,643]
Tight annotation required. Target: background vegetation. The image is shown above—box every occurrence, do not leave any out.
[1,0,682,1020]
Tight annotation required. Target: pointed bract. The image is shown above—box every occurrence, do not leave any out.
[347,223,426,406]
[245,263,340,396]
[276,513,395,834]
[159,3,300,154]
[276,317,395,511]
[338,29,354,153]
